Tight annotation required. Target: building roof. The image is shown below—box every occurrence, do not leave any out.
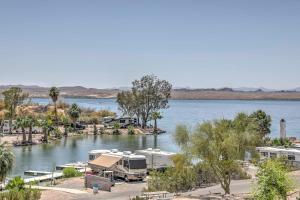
[88,154,121,168]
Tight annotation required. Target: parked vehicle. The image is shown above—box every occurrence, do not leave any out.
[88,149,147,181]
[70,122,86,130]
[135,148,175,171]
[102,117,137,128]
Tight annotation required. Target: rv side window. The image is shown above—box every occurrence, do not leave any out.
[89,155,95,160]
[288,155,295,161]
[123,160,129,168]
[120,120,126,123]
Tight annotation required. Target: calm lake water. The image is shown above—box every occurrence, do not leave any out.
[11,98,300,176]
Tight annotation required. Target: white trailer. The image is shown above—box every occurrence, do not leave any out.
[135,148,176,170]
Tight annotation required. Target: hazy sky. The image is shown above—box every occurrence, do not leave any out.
[0,0,300,89]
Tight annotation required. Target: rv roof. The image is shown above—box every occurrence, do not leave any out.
[136,149,176,156]
[257,147,300,154]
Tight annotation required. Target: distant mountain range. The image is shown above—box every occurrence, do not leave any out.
[0,85,300,100]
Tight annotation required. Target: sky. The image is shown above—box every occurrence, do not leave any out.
[0,0,300,89]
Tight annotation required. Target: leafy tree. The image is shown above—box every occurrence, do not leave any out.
[49,87,60,125]
[253,159,294,200]
[68,103,81,130]
[147,154,196,193]
[117,75,172,128]
[0,142,14,183]
[150,112,163,134]
[2,87,28,134]
[116,91,136,117]
[174,113,262,194]
[250,110,272,139]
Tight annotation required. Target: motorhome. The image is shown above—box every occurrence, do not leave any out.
[102,117,137,128]
[135,148,176,170]
[88,149,147,181]
[256,147,300,167]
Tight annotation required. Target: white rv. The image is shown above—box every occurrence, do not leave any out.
[256,147,300,167]
[135,148,176,170]
[88,149,147,181]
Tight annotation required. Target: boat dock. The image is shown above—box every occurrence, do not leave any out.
[24,170,52,176]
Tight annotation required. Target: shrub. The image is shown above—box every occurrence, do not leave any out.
[62,167,82,178]
[127,125,135,135]
[0,188,41,200]
[5,176,25,190]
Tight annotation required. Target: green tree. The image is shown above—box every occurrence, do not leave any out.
[15,117,29,144]
[117,75,172,128]
[2,87,28,134]
[49,87,60,125]
[27,115,37,144]
[250,110,272,139]
[5,176,25,190]
[68,103,81,130]
[39,118,53,143]
[174,114,261,194]
[253,159,294,200]
[150,111,163,134]
[0,142,14,183]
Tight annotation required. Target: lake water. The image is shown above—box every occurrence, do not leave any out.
[11,98,300,176]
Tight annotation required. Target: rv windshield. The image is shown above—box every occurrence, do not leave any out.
[129,159,146,169]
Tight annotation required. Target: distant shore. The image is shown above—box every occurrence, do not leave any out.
[1,85,300,100]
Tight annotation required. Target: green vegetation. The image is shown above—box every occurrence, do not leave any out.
[147,154,197,193]
[150,112,163,134]
[49,87,60,126]
[117,75,172,128]
[127,125,135,135]
[253,159,294,200]
[0,188,41,200]
[0,143,14,183]
[267,138,294,148]
[5,176,25,190]
[2,87,28,134]
[1,177,41,200]
[172,111,271,194]
[67,103,81,130]
[62,167,82,178]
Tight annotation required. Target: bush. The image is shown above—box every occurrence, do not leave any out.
[0,188,41,200]
[5,176,25,190]
[127,125,135,135]
[62,167,82,178]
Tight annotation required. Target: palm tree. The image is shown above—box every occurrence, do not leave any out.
[39,118,53,143]
[27,116,36,144]
[15,117,28,144]
[150,112,163,134]
[68,104,81,131]
[49,87,60,126]
[0,142,14,183]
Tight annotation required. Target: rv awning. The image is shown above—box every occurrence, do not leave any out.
[88,154,121,168]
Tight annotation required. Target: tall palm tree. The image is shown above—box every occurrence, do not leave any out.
[39,118,53,143]
[0,142,14,183]
[150,112,163,134]
[27,116,36,144]
[15,117,28,144]
[68,104,81,131]
[49,87,60,126]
